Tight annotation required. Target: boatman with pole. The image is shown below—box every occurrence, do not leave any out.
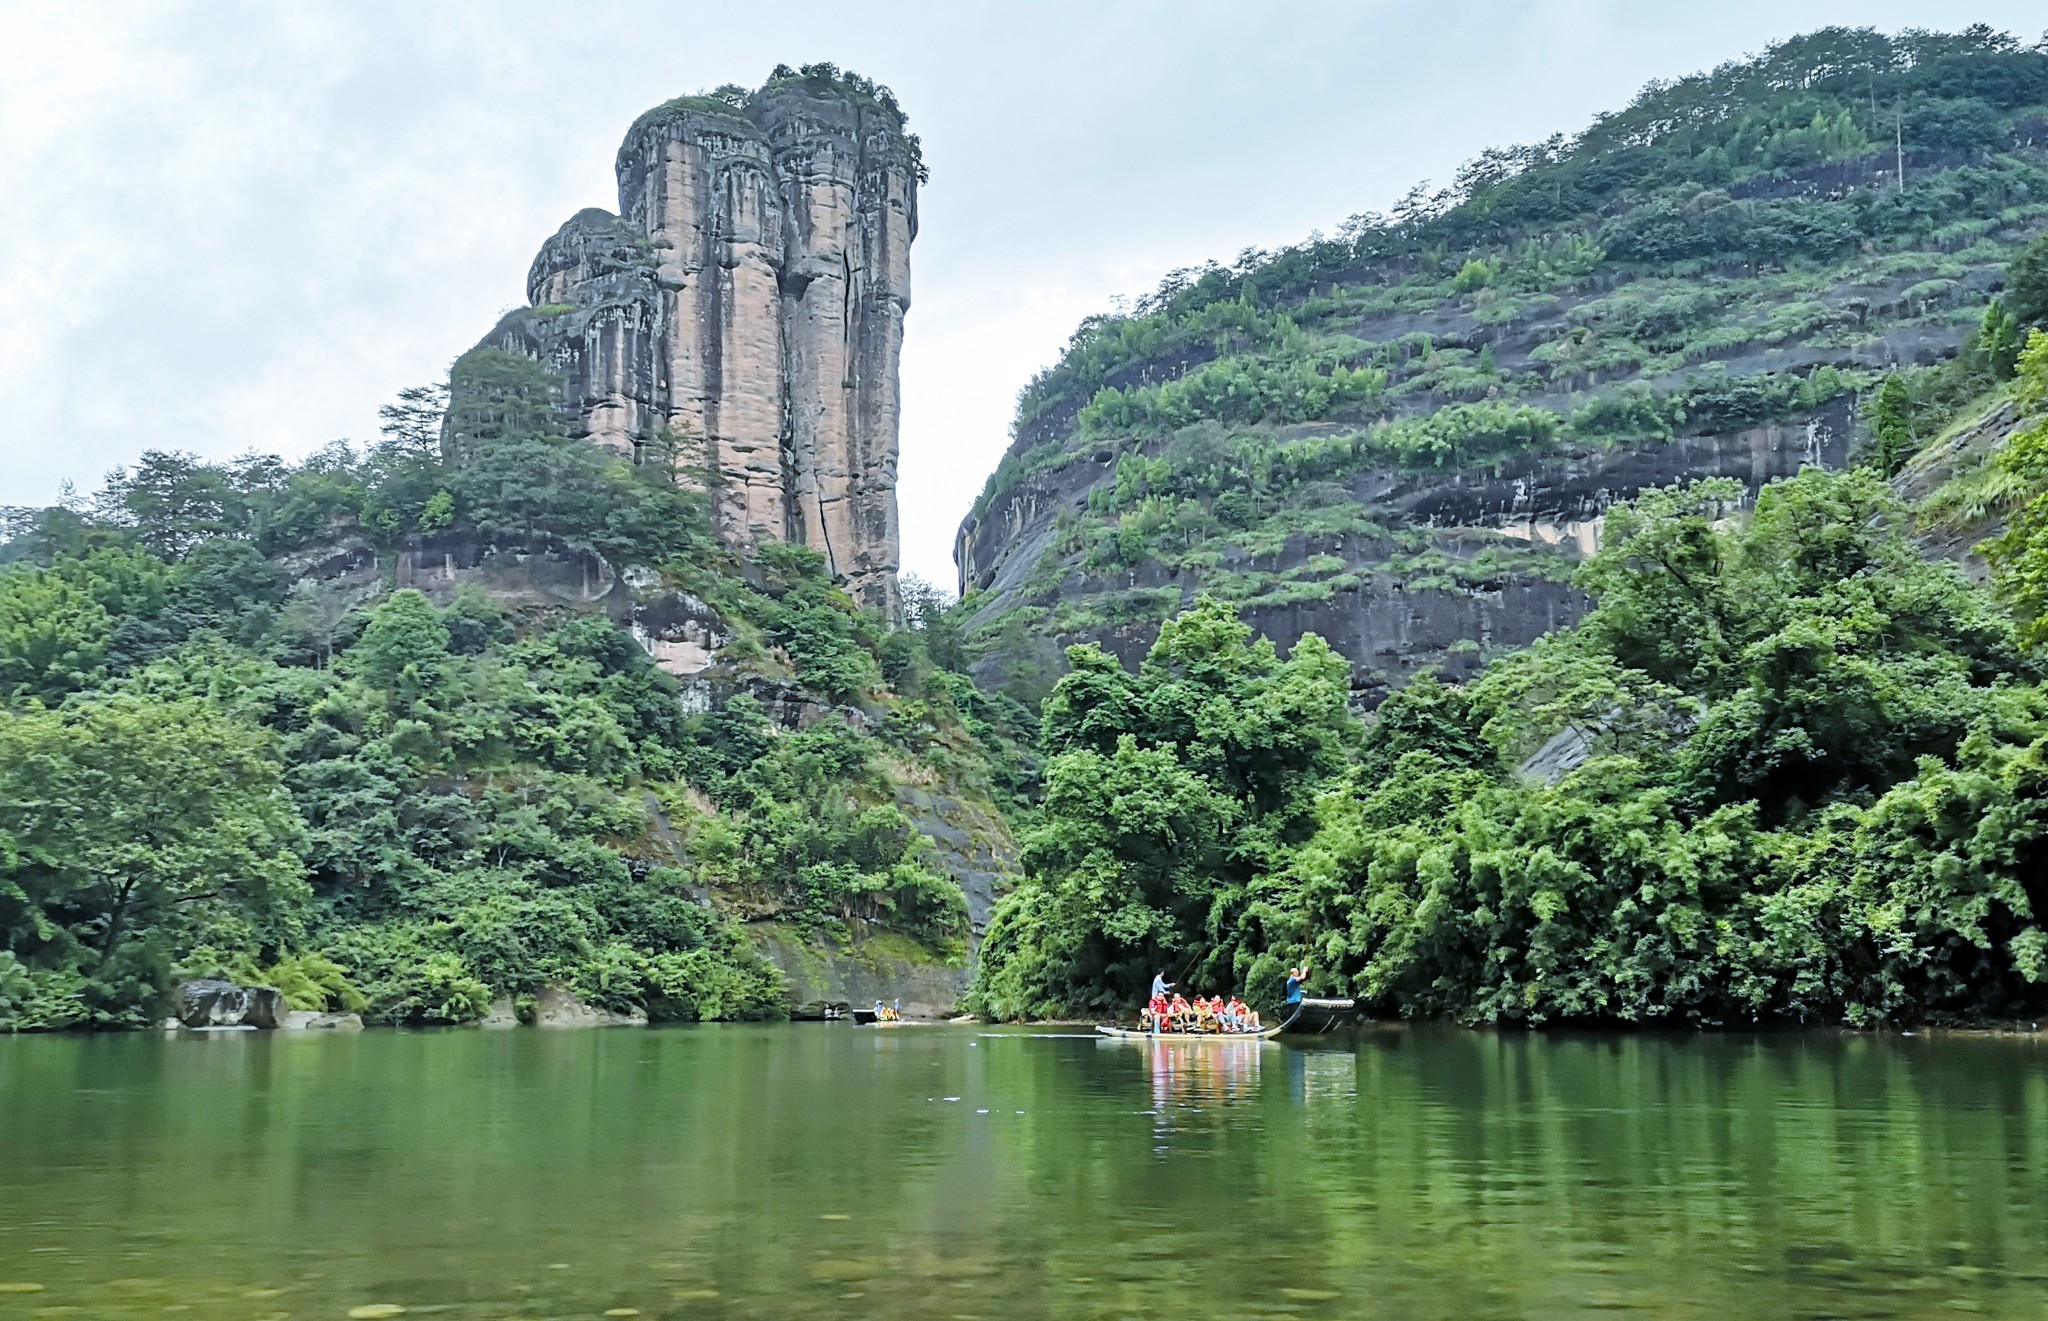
[1284,964,1310,1008]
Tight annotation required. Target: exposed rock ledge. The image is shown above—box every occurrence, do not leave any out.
[173,978,290,1029]
[532,984,648,1029]
[753,923,968,1019]
[166,980,364,1030]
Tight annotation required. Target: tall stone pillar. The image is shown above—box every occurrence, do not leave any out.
[468,74,918,619]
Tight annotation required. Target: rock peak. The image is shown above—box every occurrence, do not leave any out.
[472,68,918,617]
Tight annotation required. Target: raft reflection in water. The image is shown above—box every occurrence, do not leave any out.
[1134,1035,1265,1132]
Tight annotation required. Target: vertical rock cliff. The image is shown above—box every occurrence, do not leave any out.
[475,69,919,616]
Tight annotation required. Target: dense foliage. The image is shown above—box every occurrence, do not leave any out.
[969,600,1355,1016]
[0,353,1013,1031]
[973,339,2048,1024]
[16,24,2048,1038]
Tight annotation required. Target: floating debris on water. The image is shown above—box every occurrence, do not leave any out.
[808,1259,879,1283]
[346,1307,406,1319]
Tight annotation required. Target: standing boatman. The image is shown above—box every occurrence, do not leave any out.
[1284,964,1311,1008]
[1150,970,1174,1001]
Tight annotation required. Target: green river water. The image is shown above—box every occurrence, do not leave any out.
[2,1024,2047,1320]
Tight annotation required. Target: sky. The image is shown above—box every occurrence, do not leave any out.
[2,1,2043,588]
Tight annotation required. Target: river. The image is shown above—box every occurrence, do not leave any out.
[2,1024,2045,1319]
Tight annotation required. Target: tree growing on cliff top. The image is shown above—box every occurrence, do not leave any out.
[378,382,450,459]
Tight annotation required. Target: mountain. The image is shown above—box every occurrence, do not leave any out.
[0,69,1024,1033]
[954,25,2048,705]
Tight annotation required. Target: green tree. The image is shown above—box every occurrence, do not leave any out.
[2006,232,2048,333]
[338,589,450,698]
[0,696,309,1027]
[1978,298,2025,381]
[1870,373,1914,474]
[1575,478,1745,691]
[97,451,248,559]
[378,382,451,458]
[0,568,110,703]
[971,597,1357,1015]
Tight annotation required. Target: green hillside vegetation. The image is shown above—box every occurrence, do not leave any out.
[971,329,2048,1026]
[0,353,1026,1031]
[962,26,2048,661]
[15,24,2048,1036]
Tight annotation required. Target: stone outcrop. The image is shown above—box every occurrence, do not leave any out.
[280,1010,364,1031]
[173,978,290,1029]
[1894,395,2022,580]
[472,72,919,617]
[533,984,648,1029]
[752,925,968,1019]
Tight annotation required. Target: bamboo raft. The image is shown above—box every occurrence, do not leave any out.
[1095,1025,1282,1041]
[1095,996,1359,1040]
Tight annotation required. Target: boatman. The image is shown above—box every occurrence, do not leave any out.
[1150,970,1174,1002]
[1284,964,1310,1008]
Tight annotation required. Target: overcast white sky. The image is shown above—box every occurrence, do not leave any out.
[2,1,2041,586]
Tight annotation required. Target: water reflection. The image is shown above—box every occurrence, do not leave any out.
[1101,1036,1268,1152]
[0,1026,2045,1320]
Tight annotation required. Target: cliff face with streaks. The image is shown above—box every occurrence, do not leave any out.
[950,26,2048,704]
[475,70,919,617]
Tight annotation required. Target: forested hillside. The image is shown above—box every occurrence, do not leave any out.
[12,24,2048,1034]
[972,328,2048,1026]
[957,25,2048,703]
[962,23,2048,1027]
[0,352,1027,1031]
